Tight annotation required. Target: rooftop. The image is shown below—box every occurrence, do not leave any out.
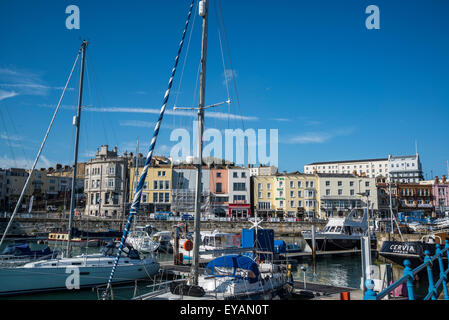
[306,158,388,166]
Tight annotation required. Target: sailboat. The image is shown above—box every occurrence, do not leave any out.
[103,0,289,300]
[0,41,159,296]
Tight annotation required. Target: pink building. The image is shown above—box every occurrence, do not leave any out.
[433,175,449,215]
[209,167,229,216]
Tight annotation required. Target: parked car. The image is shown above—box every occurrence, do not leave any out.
[181,213,194,221]
[46,205,58,212]
[154,212,174,220]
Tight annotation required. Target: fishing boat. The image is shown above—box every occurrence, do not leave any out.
[0,41,160,296]
[302,209,376,251]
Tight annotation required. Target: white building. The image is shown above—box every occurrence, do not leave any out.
[248,165,278,177]
[84,145,129,218]
[228,167,251,219]
[388,154,423,183]
[316,173,378,218]
[305,154,423,183]
[305,158,389,178]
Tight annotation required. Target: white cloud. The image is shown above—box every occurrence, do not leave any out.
[0,89,19,101]
[0,66,73,97]
[85,105,259,121]
[285,127,355,144]
[0,154,54,169]
[0,132,23,142]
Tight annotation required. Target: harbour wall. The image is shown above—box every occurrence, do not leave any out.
[0,217,327,238]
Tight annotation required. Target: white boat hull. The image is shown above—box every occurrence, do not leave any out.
[0,257,160,296]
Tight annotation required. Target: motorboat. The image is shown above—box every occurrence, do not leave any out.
[152,231,173,253]
[302,209,376,251]
[176,230,242,262]
[127,225,160,253]
[0,241,160,296]
[379,232,449,268]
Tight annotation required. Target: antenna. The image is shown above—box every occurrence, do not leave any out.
[415,140,418,155]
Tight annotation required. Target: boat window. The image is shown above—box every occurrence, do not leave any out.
[335,226,342,233]
[324,227,330,232]
[215,236,223,248]
[329,226,336,232]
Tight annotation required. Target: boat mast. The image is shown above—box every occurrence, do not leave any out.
[67,40,88,257]
[191,0,209,286]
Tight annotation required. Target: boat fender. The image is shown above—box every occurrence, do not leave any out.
[184,240,193,251]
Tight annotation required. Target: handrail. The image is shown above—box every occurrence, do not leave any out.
[364,239,449,300]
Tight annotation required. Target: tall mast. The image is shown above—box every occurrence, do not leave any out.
[191,0,209,286]
[67,40,88,257]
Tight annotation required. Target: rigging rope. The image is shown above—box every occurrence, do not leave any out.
[103,0,196,298]
[0,47,81,249]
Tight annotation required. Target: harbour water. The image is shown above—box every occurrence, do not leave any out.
[0,238,367,300]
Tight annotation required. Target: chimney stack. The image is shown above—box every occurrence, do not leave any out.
[443,175,447,184]
[435,176,440,184]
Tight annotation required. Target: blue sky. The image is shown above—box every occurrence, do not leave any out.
[0,0,448,179]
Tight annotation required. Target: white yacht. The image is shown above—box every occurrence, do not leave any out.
[0,242,159,296]
[134,254,288,300]
[176,230,241,262]
[302,209,376,251]
[127,225,160,253]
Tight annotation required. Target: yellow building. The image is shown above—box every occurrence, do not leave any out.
[128,164,172,213]
[253,172,318,219]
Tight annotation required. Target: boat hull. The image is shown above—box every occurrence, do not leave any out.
[379,241,442,267]
[0,259,160,296]
[303,236,376,251]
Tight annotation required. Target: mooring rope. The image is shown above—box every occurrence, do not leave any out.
[103,0,196,299]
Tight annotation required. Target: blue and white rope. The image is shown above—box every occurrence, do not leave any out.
[103,0,196,298]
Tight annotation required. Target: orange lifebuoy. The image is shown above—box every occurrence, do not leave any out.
[184,239,193,251]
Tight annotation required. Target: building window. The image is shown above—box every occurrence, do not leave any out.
[165,192,169,202]
[350,189,355,196]
[350,181,354,187]
[233,182,246,191]
[153,181,158,189]
[109,167,114,174]
[365,181,370,187]
[233,172,238,178]
[217,172,221,178]
[159,192,164,203]
[298,200,302,207]
[258,183,262,190]
[267,192,271,198]
[290,181,295,188]
[267,183,271,190]
[326,189,330,196]
[325,181,330,187]
[290,191,295,197]
[142,194,147,203]
[165,181,170,189]
[298,181,302,188]
[258,192,262,198]
[338,189,342,195]
[153,193,158,203]
[216,183,222,193]
[298,190,302,197]
[241,172,246,178]
[338,181,342,186]
[108,179,114,187]
[290,201,295,208]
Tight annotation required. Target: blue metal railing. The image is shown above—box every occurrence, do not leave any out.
[364,240,449,300]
